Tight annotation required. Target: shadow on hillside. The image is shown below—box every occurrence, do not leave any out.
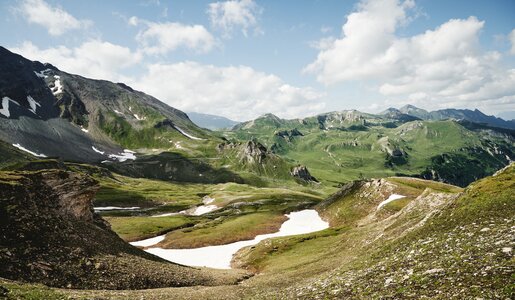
[105,152,244,184]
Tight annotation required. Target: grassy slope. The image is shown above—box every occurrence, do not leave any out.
[105,215,194,242]
[248,165,515,299]
[91,169,328,244]
[3,166,513,299]
[159,212,287,249]
[224,119,512,186]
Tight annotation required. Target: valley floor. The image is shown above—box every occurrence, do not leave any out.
[1,165,513,299]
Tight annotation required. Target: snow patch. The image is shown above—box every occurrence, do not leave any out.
[173,125,203,140]
[203,196,215,204]
[34,69,52,78]
[377,194,406,210]
[0,97,20,118]
[191,205,218,216]
[133,114,146,121]
[91,146,105,155]
[130,235,166,247]
[81,126,89,133]
[114,109,123,115]
[108,149,136,162]
[143,209,329,269]
[52,76,63,95]
[151,212,182,218]
[27,95,41,114]
[12,143,47,157]
[94,206,140,211]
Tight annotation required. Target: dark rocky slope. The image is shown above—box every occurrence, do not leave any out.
[0,46,207,163]
[0,169,245,289]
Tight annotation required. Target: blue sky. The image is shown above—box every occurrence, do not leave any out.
[1,0,514,121]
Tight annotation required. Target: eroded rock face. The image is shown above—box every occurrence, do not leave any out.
[239,140,268,164]
[39,170,104,225]
[291,165,318,182]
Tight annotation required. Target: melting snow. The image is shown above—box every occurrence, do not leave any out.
[52,76,63,95]
[377,194,406,210]
[143,209,329,269]
[114,109,123,115]
[203,196,215,204]
[34,69,52,78]
[108,149,136,162]
[12,143,47,157]
[173,125,203,140]
[151,212,182,218]
[130,235,166,247]
[133,114,146,121]
[191,205,219,216]
[91,146,105,155]
[27,95,41,114]
[0,97,20,118]
[94,206,140,211]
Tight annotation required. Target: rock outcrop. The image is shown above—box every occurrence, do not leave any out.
[290,165,318,182]
[239,139,269,164]
[274,128,303,142]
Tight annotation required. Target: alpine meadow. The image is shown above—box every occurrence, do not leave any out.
[0,0,513,299]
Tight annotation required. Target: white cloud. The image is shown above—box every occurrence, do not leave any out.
[305,0,515,112]
[18,0,91,36]
[129,62,325,121]
[10,41,141,82]
[509,29,515,55]
[133,19,216,55]
[208,0,262,38]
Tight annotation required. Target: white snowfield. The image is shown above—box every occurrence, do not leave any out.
[0,97,20,118]
[12,143,47,158]
[173,125,204,140]
[377,194,406,210]
[27,95,41,114]
[94,206,141,211]
[130,235,166,247]
[142,209,329,269]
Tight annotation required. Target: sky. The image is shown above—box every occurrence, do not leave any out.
[1,0,514,121]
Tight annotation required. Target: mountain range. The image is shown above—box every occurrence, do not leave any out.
[382,104,515,129]
[187,111,239,130]
[0,46,513,299]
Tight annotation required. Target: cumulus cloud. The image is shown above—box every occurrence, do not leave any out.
[131,17,216,54]
[129,62,325,121]
[208,0,263,38]
[509,29,515,55]
[18,0,91,36]
[305,0,515,112]
[10,41,141,82]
